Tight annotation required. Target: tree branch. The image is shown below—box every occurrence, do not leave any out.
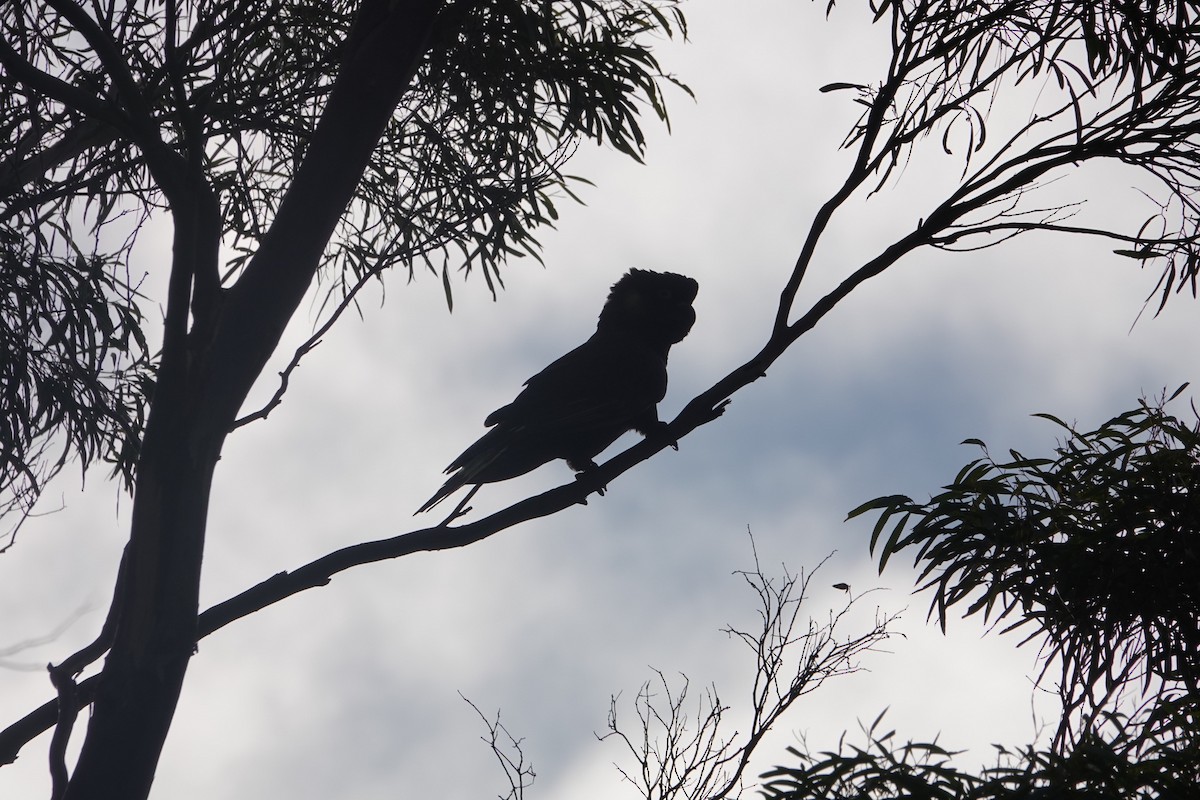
[0,388,730,765]
[461,694,535,800]
[0,37,130,132]
[199,0,443,435]
[43,0,158,136]
[230,264,388,430]
[0,119,118,202]
[602,543,898,800]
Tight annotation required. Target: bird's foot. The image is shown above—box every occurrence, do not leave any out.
[640,420,679,450]
[572,461,607,503]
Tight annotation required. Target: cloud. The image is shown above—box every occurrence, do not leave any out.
[3,1,1197,797]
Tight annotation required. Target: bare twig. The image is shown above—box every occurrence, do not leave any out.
[603,672,734,800]
[601,537,899,800]
[461,694,535,800]
[230,244,396,430]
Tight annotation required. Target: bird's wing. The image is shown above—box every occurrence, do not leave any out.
[416,424,514,514]
[417,270,697,514]
[486,334,667,434]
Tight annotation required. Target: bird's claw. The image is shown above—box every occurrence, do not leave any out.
[574,465,607,503]
[644,420,679,450]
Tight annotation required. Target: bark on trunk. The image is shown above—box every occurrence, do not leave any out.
[62,2,444,797]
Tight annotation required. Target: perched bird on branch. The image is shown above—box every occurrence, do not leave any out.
[417,268,699,514]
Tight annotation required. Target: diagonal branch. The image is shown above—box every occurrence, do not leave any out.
[0,37,130,133]
[230,253,395,430]
[43,0,158,135]
[0,215,933,765]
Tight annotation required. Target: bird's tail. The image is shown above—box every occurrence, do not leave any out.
[415,473,468,515]
[415,426,516,515]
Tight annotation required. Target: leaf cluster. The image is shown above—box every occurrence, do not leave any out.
[0,226,151,545]
[3,0,687,294]
[840,0,1200,159]
[819,0,1200,313]
[1072,0,1200,94]
[853,388,1200,740]
[0,0,686,528]
[761,706,1199,800]
[328,0,690,304]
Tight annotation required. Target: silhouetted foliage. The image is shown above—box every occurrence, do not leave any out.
[855,388,1200,741]
[4,0,1200,796]
[0,227,150,543]
[1,0,687,299]
[603,387,1200,800]
[761,706,1199,800]
[760,384,1200,800]
[816,0,1200,315]
[0,0,687,529]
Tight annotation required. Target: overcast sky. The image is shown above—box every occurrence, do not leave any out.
[2,1,1197,798]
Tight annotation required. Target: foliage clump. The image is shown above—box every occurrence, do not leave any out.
[855,388,1200,731]
[0,0,688,531]
[761,707,1199,800]
[0,228,149,545]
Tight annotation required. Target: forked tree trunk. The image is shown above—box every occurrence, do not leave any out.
[64,417,220,799]
[63,2,444,797]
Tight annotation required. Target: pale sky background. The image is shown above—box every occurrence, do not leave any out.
[2,1,1197,798]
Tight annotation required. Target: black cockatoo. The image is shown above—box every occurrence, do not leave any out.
[416,269,699,514]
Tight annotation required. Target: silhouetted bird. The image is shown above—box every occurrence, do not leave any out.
[417,269,699,514]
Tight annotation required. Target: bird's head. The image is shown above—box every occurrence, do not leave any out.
[597,268,698,346]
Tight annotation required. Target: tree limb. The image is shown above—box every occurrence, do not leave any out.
[0,37,130,133]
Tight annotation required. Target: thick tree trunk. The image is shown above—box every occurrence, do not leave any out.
[62,2,444,797]
[63,435,218,800]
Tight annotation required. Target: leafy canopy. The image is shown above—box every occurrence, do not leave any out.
[854,387,1200,743]
[820,0,1200,309]
[0,0,688,535]
[761,707,1199,800]
[0,230,149,544]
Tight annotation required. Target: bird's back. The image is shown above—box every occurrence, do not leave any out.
[416,268,697,514]
[456,329,668,482]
